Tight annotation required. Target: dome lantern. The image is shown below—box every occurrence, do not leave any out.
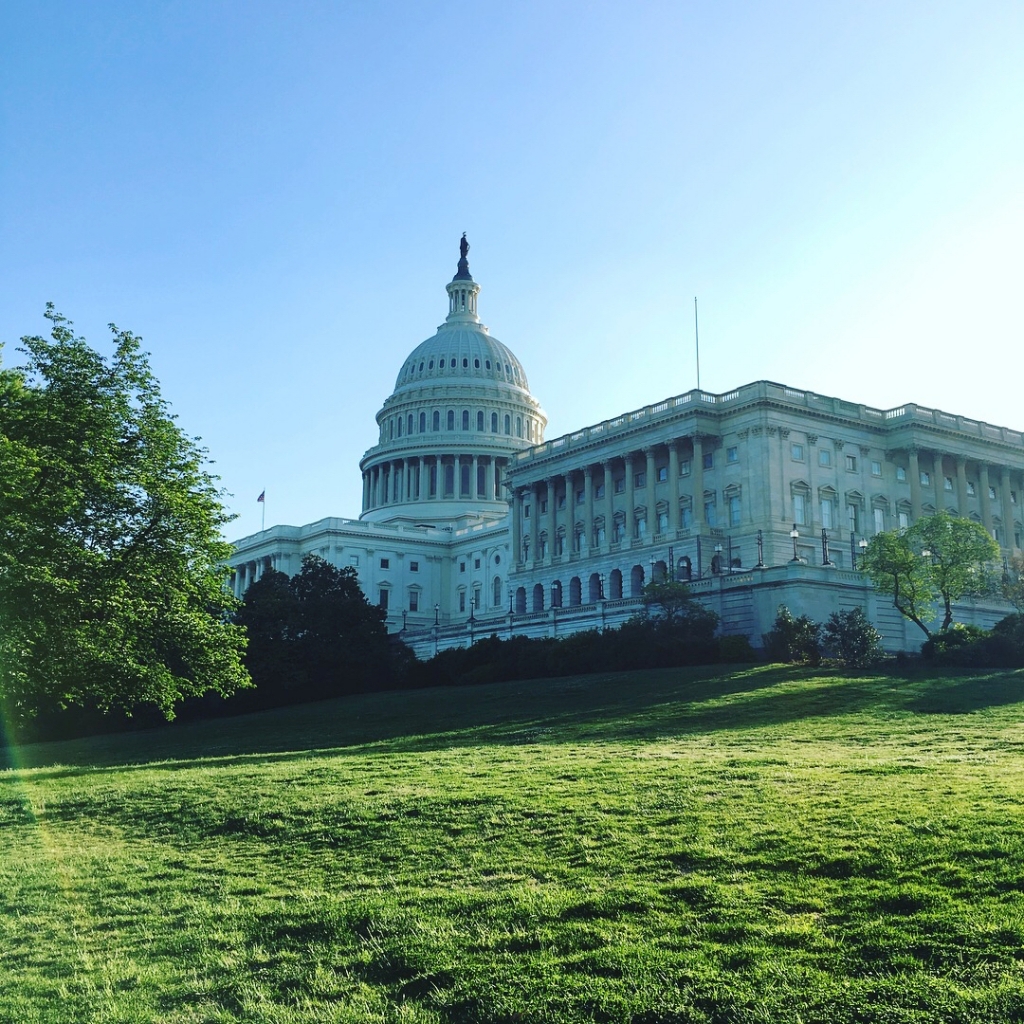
[446,233,481,323]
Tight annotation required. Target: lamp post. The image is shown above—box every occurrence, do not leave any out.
[714,543,723,575]
[821,528,833,566]
[402,609,407,631]
[856,537,867,569]
[434,602,439,626]
[756,529,765,568]
[790,524,801,562]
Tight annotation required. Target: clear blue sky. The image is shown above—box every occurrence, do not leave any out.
[2,2,1021,540]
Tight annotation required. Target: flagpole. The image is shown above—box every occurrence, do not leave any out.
[694,296,700,392]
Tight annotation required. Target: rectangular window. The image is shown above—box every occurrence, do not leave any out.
[380,558,390,570]
[967,481,976,497]
[459,591,466,613]
[614,478,625,494]
[680,460,691,476]
[408,590,419,612]
[847,504,858,532]
[595,483,605,499]
[896,466,907,482]
[899,511,910,530]
[576,489,585,504]
[821,499,834,529]
[658,511,669,532]
[704,500,716,526]
[634,472,645,487]
[793,494,806,526]
[874,507,885,534]
[557,494,566,510]
[791,443,804,461]
[459,562,466,573]
[524,506,530,519]
[871,460,882,477]
[989,486,997,500]
[474,558,481,569]
[473,588,480,609]
[682,506,693,528]
[347,555,359,567]
[702,452,714,470]
[920,471,930,486]
[410,561,419,572]
[819,449,831,467]
[540,499,548,514]
[658,466,668,482]
[727,446,738,464]
[944,476,954,491]
[378,589,389,610]
[845,455,857,472]
[729,496,741,526]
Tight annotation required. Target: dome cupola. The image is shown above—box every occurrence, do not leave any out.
[359,238,546,527]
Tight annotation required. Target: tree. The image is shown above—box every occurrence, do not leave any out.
[0,307,247,719]
[235,554,393,702]
[861,511,999,638]
[821,609,882,668]
[761,605,821,664]
[1001,553,1024,613]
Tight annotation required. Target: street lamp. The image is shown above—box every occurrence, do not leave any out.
[857,537,868,568]
[821,528,833,566]
[402,609,407,631]
[756,529,765,568]
[714,543,723,575]
[434,602,439,626]
[790,524,801,562]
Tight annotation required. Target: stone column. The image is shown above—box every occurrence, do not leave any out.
[979,463,993,536]
[1002,467,1017,551]
[603,460,614,549]
[512,487,523,563]
[486,457,495,501]
[668,441,680,530]
[472,455,480,498]
[494,458,503,499]
[692,436,704,526]
[954,455,969,517]
[624,453,636,540]
[530,483,540,561]
[583,465,594,552]
[547,476,557,559]
[417,457,425,500]
[908,449,922,522]
[645,447,657,533]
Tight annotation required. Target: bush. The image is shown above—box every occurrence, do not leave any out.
[921,623,990,665]
[822,609,883,668]
[921,615,1024,668]
[762,606,821,665]
[718,634,758,663]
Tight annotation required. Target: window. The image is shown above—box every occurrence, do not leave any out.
[447,410,455,430]
[410,561,419,572]
[516,416,523,438]
[576,489,585,505]
[614,477,625,494]
[819,449,831,468]
[474,358,480,369]
[595,483,605,499]
[636,517,647,538]
[920,471,930,486]
[397,417,402,437]
[473,587,481,609]
[791,443,804,461]
[491,412,498,432]
[967,481,976,497]
[845,455,857,472]
[432,410,440,432]
[871,460,882,477]
[408,590,419,612]
[477,411,484,431]
[419,412,426,433]
[681,505,693,528]
[898,511,909,530]
[444,464,454,495]
[460,562,466,573]
[459,591,466,613]
[474,558,481,569]
[944,476,954,492]
[680,459,691,476]
[704,499,717,526]
[407,414,413,435]
[727,446,738,464]
[524,505,530,519]
[896,466,907,482]
[378,589,389,610]
[504,414,511,435]
[793,494,806,526]
[658,510,669,532]
[990,486,997,500]
[460,463,470,496]
[703,452,714,470]
[379,558,390,569]
[462,357,468,368]
[1013,491,1019,504]
[557,494,566,510]
[847,504,858,532]
[729,495,741,527]
[657,466,668,482]
[493,576,502,606]
[634,472,646,487]
[540,499,548,514]
[820,499,834,529]
[462,410,469,431]
[873,507,885,534]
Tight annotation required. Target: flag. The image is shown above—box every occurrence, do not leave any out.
[257,490,265,503]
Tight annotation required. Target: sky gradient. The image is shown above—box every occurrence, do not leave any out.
[2,2,1021,540]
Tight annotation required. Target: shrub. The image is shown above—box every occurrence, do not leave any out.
[762,606,821,665]
[822,609,883,668]
[718,634,758,663]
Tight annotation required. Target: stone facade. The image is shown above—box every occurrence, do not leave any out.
[228,244,1024,655]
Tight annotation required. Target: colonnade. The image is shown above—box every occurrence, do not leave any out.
[362,454,508,512]
[902,448,1022,548]
[232,554,281,597]
[510,435,713,566]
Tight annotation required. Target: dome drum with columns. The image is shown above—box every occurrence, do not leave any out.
[359,235,546,526]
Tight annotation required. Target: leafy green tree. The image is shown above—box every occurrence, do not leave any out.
[761,605,821,664]
[1001,553,1024,613]
[0,307,247,719]
[861,511,999,637]
[821,609,882,668]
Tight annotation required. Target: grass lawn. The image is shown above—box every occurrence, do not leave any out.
[3,664,1024,1022]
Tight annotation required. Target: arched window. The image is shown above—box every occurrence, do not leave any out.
[462,410,469,431]
[389,419,394,440]
[653,560,667,583]
[444,463,454,496]
[407,414,413,435]
[516,416,523,438]
[419,412,426,433]
[432,410,440,432]
[462,357,468,368]
[460,462,470,497]
[677,556,692,582]
[630,565,645,597]
[493,575,502,607]
[397,417,402,437]
[609,568,623,600]
[491,412,498,433]
[551,580,562,608]
[569,577,582,607]
[477,410,484,431]
[515,587,527,614]
[504,414,511,435]
[532,583,544,612]
[588,573,602,602]
[447,410,455,431]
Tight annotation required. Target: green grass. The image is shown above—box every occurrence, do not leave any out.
[3,664,1024,1022]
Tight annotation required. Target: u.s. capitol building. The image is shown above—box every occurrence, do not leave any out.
[229,239,1022,655]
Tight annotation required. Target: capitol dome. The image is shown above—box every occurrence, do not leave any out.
[359,238,546,526]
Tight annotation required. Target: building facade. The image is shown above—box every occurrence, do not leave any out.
[229,242,1024,654]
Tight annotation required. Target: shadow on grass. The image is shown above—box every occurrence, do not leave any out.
[7,664,1024,779]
